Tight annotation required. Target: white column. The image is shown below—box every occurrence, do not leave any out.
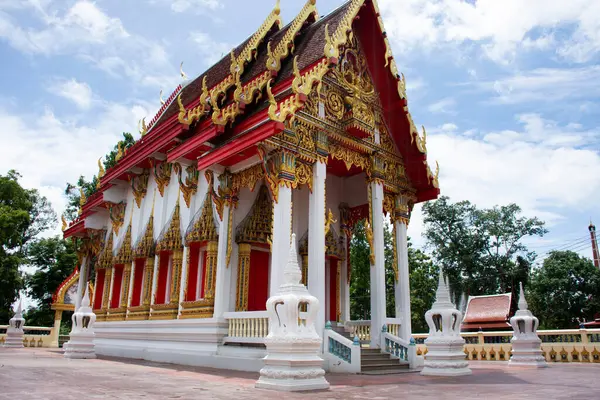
[126,261,136,311]
[394,220,412,340]
[270,186,293,297]
[214,203,233,318]
[370,181,386,348]
[150,254,160,305]
[177,246,189,316]
[75,256,88,311]
[308,161,327,336]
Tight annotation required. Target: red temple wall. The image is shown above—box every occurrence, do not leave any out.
[185,246,200,301]
[93,269,105,310]
[130,259,145,307]
[110,264,124,309]
[248,249,269,311]
[199,250,207,299]
[155,253,170,304]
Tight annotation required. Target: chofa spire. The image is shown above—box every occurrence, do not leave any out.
[432,271,453,310]
[518,281,528,311]
[283,233,302,285]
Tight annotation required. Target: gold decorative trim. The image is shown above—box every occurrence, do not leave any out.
[235,243,252,311]
[235,185,273,245]
[156,200,183,252]
[174,163,198,208]
[185,192,218,244]
[131,170,150,208]
[109,203,126,236]
[153,162,172,197]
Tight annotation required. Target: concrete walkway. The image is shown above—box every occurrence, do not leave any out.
[1,348,598,399]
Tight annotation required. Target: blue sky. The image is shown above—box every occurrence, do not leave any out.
[0,0,599,264]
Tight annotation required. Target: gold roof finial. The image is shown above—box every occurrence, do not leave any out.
[61,214,68,232]
[159,89,165,105]
[180,61,188,81]
[138,117,148,137]
[115,141,125,162]
[274,0,281,15]
[97,158,105,179]
[79,187,87,206]
[325,209,337,236]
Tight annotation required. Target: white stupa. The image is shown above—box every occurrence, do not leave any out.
[5,299,25,348]
[255,233,329,391]
[421,272,472,376]
[508,282,546,368]
[64,286,97,359]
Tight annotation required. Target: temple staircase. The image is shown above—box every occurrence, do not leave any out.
[330,324,410,374]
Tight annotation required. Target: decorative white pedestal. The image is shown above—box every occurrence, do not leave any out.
[64,286,97,359]
[5,300,25,348]
[255,234,329,392]
[509,282,546,368]
[421,272,472,376]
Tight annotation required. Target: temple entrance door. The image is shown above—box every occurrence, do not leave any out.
[247,248,270,311]
[326,258,339,323]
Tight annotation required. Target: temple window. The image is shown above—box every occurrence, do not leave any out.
[110,264,124,308]
[155,252,173,304]
[93,269,105,310]
[130,258,145,307]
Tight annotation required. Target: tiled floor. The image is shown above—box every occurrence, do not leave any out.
[1,348,598,399]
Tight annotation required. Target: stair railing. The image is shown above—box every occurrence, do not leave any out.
[380,324,420,369]
[323,322,361,373]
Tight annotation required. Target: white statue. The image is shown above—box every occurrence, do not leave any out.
[255,233,330,391]
[509,282,546,368]
[64,286,97,359]
[421,272,472,376]
[5,299,25,348]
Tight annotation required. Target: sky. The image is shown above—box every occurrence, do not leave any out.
[0,0,599,265]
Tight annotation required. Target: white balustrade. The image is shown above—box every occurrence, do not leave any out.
[345,320,371,342]
[0,325,54,348]
[413,328,600,363]
[224,311,269,344]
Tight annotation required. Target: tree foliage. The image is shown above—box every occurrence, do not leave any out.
[24,237,77,327]
[528,251,600,329]
[0,170,56,323]
[349,219,439,332]
[422,196,546,300]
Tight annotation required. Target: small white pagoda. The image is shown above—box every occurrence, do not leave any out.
[509,282,546,368]
[5,299,25,348]
[255,233,329,392]
[421,272,471,376]
[64,286,97,359]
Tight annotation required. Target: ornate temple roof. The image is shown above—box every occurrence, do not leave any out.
[461,293,513,331]
[67,0,441,237]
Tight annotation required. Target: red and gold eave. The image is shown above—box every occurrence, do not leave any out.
[68,0,439,239]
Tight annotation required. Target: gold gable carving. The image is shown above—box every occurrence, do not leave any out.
[114,223,133,264]
[97,231,114,269]
[235,185,272,245]
[133,214,155,259]
[185,192,219,244]
[156,201,183,252]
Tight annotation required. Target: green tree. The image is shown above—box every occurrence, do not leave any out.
[408,245,438,333]
[528,251,600,329]
[422,196,546,300]
[350,220,370,320]
[0,171,56,323]
[24,237,78,327]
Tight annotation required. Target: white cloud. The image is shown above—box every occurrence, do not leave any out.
[379,0,600,64]
[478,65,600,105]
[0,101,150,234]
[0,1,175,89]
[189,31,232,66]
[427,97,456,114]
[48,78,93,109]
[424,115,600,229]
[170,0,221,13]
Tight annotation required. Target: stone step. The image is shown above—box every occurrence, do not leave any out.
[361,363,409,372]
[360,368,413,375]
[361,353,395,361]
[361,348,383,354]
[361,358,403,366]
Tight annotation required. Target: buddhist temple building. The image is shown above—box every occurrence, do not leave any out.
[62,0,439,370]
[461,293,513,332]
